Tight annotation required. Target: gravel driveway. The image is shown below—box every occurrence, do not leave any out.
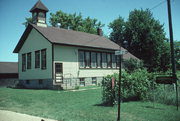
[0,110,57,121]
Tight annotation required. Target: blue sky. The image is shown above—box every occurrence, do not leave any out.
[0,0,179,62]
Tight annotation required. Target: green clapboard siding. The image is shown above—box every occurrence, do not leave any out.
[19,28,52,80]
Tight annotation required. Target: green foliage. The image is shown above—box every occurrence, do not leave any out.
[174,41,180,70]
[102,69,152,106]
[49,10,104,34]
[75,85,80,90]
[0,88,179,121]
[123,58,144,73]
[22,17,33,27]
[147,84,180,106]
[109,16,125,45]
[109,9,169,72]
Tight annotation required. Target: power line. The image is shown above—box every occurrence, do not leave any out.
[150,0,175,11]
[150,0,167,10]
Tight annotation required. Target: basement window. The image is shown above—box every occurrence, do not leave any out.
[39,80,43,85]
[26,80,30,85]
[79,78,85,86]
[92,77,97,85]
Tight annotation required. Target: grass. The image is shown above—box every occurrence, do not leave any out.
[0,87,179,121]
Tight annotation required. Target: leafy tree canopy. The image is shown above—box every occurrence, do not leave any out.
[109,9,169,71]
[22,17,33,27]
[49,10,104,34]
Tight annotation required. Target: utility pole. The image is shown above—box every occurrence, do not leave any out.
[167,0,178,110]
[117,54,122,121]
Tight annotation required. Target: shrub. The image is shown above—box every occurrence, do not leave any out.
[102,69,152,106]
[75,85,79,90]
[123,58,144,73]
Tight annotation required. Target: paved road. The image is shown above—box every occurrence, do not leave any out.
[0,110,57,121]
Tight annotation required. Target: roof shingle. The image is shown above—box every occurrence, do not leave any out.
[0,62,18,74]
[30,0,49,12]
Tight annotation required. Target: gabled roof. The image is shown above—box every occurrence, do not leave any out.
[0,62,18,74]
[30,0,49,12]
[13,24,139,60]
[14,24,121,53]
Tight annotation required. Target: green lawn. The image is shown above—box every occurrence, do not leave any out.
[0,87,179,121]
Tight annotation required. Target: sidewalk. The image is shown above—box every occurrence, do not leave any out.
[0,110,57,121]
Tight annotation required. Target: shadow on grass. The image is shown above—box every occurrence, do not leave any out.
[93,103,114,107]
[142,105,164,110]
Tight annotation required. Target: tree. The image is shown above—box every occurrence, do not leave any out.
[124,9,167,71]
[22,17,33,27]
[49,10,104,34]
[174,41,180,70]
[108,16,125,45]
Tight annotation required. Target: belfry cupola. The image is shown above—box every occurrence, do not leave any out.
[30,0,49,27]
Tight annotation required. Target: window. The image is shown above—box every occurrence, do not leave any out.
[39,80,43,85]
[27,52,31,69]
[91,52,96,68]
[102,53,107,68]
[97,53,101,68]
[107,53,111,68]
[79,51,85,68]
[78,50,117,69]
[22,54,26,72]
[38,12,45,18]
[85,51,90,68]
[92,77,97,85]
[112,54,116,68]
[35,50,40,68]
[55,63,63,73]
[41,49,46,69]
[79,78,85,86]
[26,80,30,84]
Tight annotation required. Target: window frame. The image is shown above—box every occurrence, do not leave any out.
[78,49,118,69]
[79,51,85,68]
[22,54,26,72]
[41,49,47,70]
[27,52,31,69]
[35,50,40,68]
[91,52,97,68]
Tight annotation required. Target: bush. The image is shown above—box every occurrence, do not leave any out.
[123,58,144,73]
[75,86,79,90]
[102,69,152,106]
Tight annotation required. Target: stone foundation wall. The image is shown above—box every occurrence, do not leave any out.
[0,78,18,87]
[18,76,103,89]
[19,79,53,89]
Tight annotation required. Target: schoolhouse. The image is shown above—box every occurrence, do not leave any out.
[14,0,138,89]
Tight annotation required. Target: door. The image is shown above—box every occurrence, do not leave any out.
[55,63,63,83]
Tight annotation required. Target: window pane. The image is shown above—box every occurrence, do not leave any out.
[79,51,85,68]
[35,51,40,68]
[38,12,45,17]
[22,54,26,72]
[27,53,31,69]
[97,53,101,68]
[107,53,111,68]
[55,63,62,73]
[112,54,116,68]
[91,52,96,68]
[41,49,46,69]
[85,52,90,68]
[102,53,107,68]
